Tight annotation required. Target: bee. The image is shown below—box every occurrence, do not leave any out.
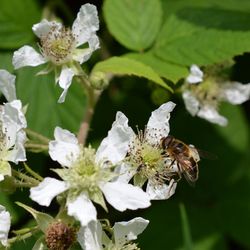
[161,135,200,184]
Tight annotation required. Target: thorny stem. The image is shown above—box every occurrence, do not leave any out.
[75,64,101,145]
[12,169,40,187]
[25,142,49,152]
[24,163,43,181]
[25,128,50,144]
[8,227,39,244]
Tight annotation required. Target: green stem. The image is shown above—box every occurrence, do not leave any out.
[75,63,101,146]
[25,143,49,152]
[8,227,39,244]
[12,170,40,186]
[25,128,50,144]
[24,163,43,182]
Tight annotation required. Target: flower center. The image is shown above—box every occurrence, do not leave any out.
[41,25,75,65]
[127,132,171,185]
[190,78,220,108]
[56,147,113,197]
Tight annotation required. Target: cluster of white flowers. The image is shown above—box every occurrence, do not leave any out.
[183,64,250,126]
[2,2,249,249]
[0,70,27,182]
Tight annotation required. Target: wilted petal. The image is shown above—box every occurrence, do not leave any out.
[0,205,10,247]
[113,217,149,245]
[5,130,26,163]
[186,64,203,84]
[198,105,227,126]
[32,19,62,38]
[0,70,16,102]
[182,91,200,116]
[30,177,68,206]
[221,82,250,104]
[96,112,134,165]
[67,193,97,227]
[2,100,27,131]
[72,4,99,47]
[12,46,47,69]
[49,127,80,167]
[146,179,177,200]
[100,182,150,211]
[146,101,175,145]
[57,66,75,103]
[77,221,102,250]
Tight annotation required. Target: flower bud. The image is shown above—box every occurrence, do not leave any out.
[90,71,109,90]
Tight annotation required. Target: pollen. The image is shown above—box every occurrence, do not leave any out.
[40,25,75,65]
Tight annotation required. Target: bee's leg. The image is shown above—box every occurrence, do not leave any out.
[175,163,182,182]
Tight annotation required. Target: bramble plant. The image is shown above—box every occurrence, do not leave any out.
[0,1,250,250]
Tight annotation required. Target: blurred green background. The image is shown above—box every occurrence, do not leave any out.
[0,0,249,249]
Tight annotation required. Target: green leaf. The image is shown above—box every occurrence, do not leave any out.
[16,66,86,138]
[0,0,40,49]
[16,202,54,233]
[103,0,162,51]
[32,237,47,250]
[155,10,250,66]
[179,203,193,250]
[91,57,172,91]
[214,103,249,153]
[124,52,188,83]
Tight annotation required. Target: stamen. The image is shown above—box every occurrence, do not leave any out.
[40,25,75,65]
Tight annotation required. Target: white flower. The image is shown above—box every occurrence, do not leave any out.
[77,217,149,250]
[103,102,178,200]
[184,65,250,126]
[30,127,150,227]
[0,70,27,181]
[186,64,203,84]
[0,205,11,247]
[12,4,99,103]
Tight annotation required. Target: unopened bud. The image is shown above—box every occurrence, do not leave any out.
[90,71,109,90]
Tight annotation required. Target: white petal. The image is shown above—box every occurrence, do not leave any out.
[182,91,200,116]
[146,101,176,145]
[67,193,97,227]
[72,4,99,47]
[96,112,135,165]
[2,100,27,131]
[221,82,250,104]
[0,175,4,182]
[0,205,10,247]
[77,221,102,250]
[57,67,75,103]
[73,34,100,64]
[186,64,203,84]
[146,179,177,200]
[49,127,80,167]
[12,46,47,69]
[32,19,62,38]
[30,177,68,206]
[113,217,149,245]
[114,163,136,183]
[0,70,16,102]
[5,130,26,163]
[197,105,227,126]
[100,182,151,211]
